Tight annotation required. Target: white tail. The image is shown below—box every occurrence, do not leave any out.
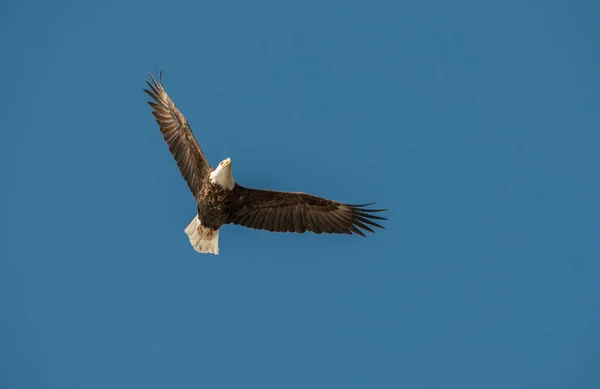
[184,215,220,255]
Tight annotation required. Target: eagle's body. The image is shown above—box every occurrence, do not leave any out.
[144,72,387,255]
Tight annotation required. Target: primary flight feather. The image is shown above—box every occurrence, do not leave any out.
[144,71,388,255]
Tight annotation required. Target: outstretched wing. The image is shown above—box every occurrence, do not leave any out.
[143,72,211,195]
[227,185,387,236]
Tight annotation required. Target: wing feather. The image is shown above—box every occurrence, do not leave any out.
[143,72,211,195]
[251,210,266,230]
[272,207,282,232]
[227,185,388,236]
[293,205,306,233]
[305,208,319,233]
[264,208,276,231]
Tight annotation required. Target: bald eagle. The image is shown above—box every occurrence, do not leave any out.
[144,72,387,255]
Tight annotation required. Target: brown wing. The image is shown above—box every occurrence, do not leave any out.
[143,72,211,195]
[227,185,387,236]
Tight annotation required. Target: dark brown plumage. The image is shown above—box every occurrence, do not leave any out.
[144,72,211,195]
[144,71,387,254]
[228,186,387,237]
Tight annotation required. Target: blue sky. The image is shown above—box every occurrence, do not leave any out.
[2,0,599,388]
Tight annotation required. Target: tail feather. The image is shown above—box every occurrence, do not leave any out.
[184,215,220,255]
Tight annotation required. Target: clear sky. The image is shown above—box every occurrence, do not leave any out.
[2,0,599,388]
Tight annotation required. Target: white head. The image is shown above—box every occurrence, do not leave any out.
[209,158,235,190]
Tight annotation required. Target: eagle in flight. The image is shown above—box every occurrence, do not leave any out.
[144,72,387,255]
